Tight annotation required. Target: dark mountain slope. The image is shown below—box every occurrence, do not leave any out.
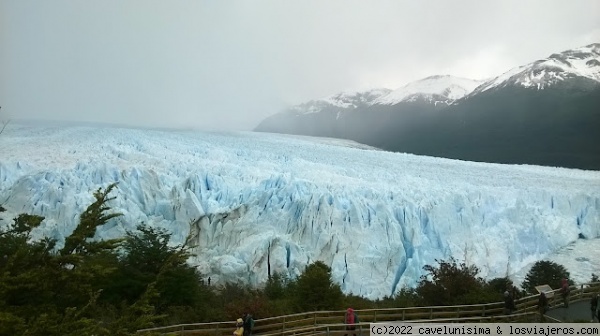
[255,43,600,170]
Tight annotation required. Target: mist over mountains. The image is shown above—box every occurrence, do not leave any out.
[255,43,600,170]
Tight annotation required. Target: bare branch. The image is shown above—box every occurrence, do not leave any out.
[0,120,9,136]
[0,107,10,136]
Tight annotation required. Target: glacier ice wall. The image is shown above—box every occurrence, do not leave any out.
[1,123,599,300]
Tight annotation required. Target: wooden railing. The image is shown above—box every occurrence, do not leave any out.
[136,282,600,335]
[515,281,600,313]
[256,312,543,336]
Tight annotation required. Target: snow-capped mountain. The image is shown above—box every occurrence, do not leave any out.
[288,88,392,115]
[373,75,485,106]
[255,43,600,170]
[470,43,600,95]
[286,75,485,114]
[1,123,599,300]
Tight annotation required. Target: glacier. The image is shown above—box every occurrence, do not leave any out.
[1,122,599,300]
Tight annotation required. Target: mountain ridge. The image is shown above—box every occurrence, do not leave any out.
[372,75,485,106]
[255,42,600,170]
[466,43,600,97]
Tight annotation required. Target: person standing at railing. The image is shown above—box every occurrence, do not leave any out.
[591,294,599,322]
[344,307,359,336]
[560,278,570,308]
[233,318,244,336]
[243,313,254,336]
[503,291,515,315]
[538,292,548,322]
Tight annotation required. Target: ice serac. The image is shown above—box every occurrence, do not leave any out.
[1,123,600,299]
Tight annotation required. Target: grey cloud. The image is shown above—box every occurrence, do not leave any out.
[1,0,599,131]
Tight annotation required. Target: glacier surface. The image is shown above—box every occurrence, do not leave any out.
[1,122,599,299]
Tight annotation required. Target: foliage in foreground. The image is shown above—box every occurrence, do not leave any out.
[0,184,204,336]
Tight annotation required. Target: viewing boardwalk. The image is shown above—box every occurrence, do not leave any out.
[546,300,597,322]
[137,282,600,335]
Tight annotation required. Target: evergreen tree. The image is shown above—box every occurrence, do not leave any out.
[103,223,206,314]
[54,183,123,312]
[486,276,516,297]
[292,261,343,311]
[392,286,420,307]
[60,183,123,256]
[521,260,572,294]
[416,257,489,305]
[0,184,167,335]
[0,185,123,334]
[264,272,288,300]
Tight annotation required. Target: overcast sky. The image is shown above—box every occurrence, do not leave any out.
[1,0,599,131]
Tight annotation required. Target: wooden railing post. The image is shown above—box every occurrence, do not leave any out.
[402,309,405,321]
[429,307,433,319]
[482,305,485,317]
[374,310,377,322]
[326,326,330,336]
[314,313,317,325]
[282,316,286,332]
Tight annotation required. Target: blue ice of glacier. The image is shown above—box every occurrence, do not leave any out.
[1,122,599,300]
